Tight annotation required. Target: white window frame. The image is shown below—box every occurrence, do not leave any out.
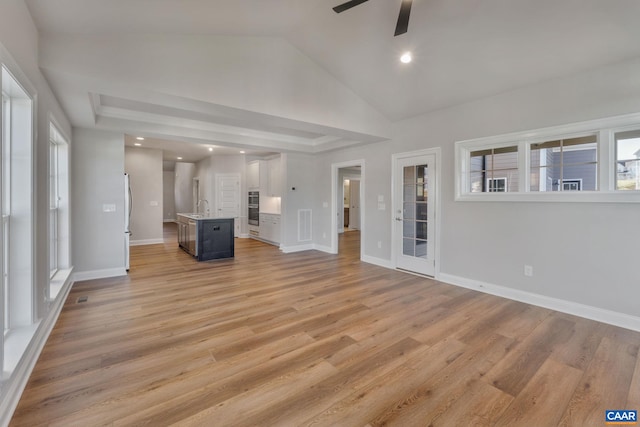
[613,127,640,191]
[562,179,583,191]
[455,112,640,203]
[2,91,8,340]
[487,177,507,192]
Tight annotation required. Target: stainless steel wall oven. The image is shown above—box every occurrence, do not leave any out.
[248,191,259,225]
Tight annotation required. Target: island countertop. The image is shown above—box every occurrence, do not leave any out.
[176,213,236,221]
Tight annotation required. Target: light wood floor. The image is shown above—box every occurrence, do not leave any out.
[10,224,640,426]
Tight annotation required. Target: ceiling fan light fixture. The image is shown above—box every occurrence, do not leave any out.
[400,52,412,64]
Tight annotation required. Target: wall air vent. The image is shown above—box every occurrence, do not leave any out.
[298,209,312,242]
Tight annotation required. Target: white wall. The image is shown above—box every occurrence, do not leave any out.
[174,162,195,214]
[163,171,176,221]
[0,0,72,319]
[124,147,163,244]
[281,153,317,250]
[72,128,125,276]
[312,56,640,319]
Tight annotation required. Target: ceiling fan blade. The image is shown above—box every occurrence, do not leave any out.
[333,0,370,14]
[394,0,413,36]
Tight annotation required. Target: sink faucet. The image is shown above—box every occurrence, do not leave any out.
[197,199,210,215]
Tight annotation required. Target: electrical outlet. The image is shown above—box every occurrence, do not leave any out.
[524,265,533,277]
[377,241,382,249]
[322,232,326,239]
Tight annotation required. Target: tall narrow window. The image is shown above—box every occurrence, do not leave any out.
[49,133,58,278]
[615,130,640,191]
[530,135,598,192]
[48,121,69,299]
[2,92,9,337]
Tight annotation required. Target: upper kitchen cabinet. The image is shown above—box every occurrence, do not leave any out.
[267,157,282,197]
[247,157,282,197]
[247,160,267,190]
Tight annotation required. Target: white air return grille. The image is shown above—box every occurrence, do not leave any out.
[298,209,312,242]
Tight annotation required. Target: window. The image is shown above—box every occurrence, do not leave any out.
[530,135,598,192]
[49,133,58,278]
[455,112,640,202]
[469,146,518,192]
[1,64,34,337]
[615,130,640,191]
[2,92,8,338]
[487,177,507,192]
[562,179,582,191]
[48,121,70,299]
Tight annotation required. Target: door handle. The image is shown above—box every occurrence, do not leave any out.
[395,217,402,221]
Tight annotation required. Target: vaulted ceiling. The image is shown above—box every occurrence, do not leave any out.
[24,0,640,158]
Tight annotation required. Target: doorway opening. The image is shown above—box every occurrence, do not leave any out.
[331,160,364,257]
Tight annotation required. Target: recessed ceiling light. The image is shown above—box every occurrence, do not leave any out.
[208,147,213,152]
[136,137,145,141]
[400,52,412,64]
[177,157,183,160]
[240,151,246,154]
[134,143,142,147]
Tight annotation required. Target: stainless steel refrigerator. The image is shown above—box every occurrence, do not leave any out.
[124,173,132,270]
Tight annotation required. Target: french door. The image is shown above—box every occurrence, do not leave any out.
[394,152,437,276]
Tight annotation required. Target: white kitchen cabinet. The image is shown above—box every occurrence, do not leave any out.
[267,157,282,197]
[247,160,267,190]
[258,213,280,245]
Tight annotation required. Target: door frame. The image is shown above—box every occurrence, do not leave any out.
[391,148,442,278]
[340,174,360,233]
[331,160,365,258]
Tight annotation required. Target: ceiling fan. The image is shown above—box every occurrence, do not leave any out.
[333,0,413,36]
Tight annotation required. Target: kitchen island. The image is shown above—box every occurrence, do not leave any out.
[176,214,234,261]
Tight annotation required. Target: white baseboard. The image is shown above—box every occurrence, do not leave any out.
[313,244,334,254]
[238,233,249,239]
[130,238,165,246]
[438,273,640,332]
[361,255,394,269]
[281,243,315,254]
[72,268,127,282]
[163,219,176,223]
[0,273,74,427]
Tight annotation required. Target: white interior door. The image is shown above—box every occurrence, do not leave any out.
[394,154,436,276]
[349,179,360,230]
[216,174,240,236]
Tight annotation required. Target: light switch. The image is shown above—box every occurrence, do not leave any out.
[378,203,386,210]
[322,202,328,208]
[103,204,116,212]
[378,195,384,202]
[150,201,159,206]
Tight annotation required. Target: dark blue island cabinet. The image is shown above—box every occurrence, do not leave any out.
[177,214,234,261]
[198,218,234,261]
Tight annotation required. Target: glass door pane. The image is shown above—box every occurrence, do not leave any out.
[403,164,428,259]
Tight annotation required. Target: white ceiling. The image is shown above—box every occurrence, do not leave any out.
[24,0,640,155]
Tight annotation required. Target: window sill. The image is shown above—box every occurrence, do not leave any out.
[49,267,73,300]
[455,191,640,203]
[2,322,40,381]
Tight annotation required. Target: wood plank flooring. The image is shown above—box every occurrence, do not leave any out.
[10,223,640,426]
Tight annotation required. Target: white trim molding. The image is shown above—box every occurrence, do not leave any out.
[331,160,365,258]
[439,273,640,332]
[361,255,394,269]
[0,274,74,427]
[72,268,127,282]
[130,238,165,246]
